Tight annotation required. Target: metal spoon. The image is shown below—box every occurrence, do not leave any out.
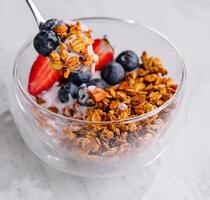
[25,0,45,28]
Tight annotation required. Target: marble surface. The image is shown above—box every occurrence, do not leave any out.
[1,0,210,199]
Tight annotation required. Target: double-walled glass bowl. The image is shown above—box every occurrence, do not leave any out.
[9,18,186,178]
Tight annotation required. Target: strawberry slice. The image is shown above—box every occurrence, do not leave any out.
[28,55,61,96]
[93,38,114,71]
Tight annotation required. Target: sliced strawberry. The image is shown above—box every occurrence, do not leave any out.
[28,55,61,96]
[93,38,114,71]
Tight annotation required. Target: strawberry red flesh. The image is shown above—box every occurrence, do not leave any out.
[28,55,61,96]
[93,38,114,71]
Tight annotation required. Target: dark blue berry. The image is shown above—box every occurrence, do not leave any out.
[58,87,69,103]
[66,82,78,98]
[58,82,78,103]
[101,62,125,85]
[33,30,60,56]
[77,84,90,105]
[68,70,91,86]
[40,19,59,31]
[116,50,139,72]
[87,78,108,89]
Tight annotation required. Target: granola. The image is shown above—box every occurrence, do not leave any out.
[33,50,177,159]
[48,21,98,77]
[29,19,178,159]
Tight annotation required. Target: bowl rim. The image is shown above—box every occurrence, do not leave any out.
[14,17,186,124]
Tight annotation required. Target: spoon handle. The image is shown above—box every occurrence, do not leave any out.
[26,0,45,28]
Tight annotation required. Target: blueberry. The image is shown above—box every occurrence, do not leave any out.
[40,19,59,31]
[101,62,125,85]
[58,87,69,103]
[66,82,78,98]
[58,82,78,103]
[116,50,139,72]
[77,84,90,105]
[68,70,91,86]
[33,30,60,56]
[87,78,108,89]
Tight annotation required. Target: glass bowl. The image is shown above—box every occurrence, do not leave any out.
[9,17,186,178]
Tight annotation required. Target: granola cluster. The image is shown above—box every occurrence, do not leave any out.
[49,21,98,78]
[33,51,178,159]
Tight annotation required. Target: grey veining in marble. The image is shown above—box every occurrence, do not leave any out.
[1,0,210,199]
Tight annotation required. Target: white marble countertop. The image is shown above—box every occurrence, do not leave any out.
[1,0,210,199]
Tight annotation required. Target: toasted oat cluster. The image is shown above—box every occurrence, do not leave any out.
[49,21,98,78]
